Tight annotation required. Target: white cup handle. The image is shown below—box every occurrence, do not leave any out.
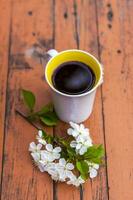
[47,49,58,59]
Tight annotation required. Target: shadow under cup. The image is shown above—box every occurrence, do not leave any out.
[45,50,102,96]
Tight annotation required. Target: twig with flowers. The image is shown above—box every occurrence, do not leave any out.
[20,89,104,187]
[29,122,104,187]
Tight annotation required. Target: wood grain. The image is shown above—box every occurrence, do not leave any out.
[54,1,80,199]
[1,0,133,199]
[0,0,12,188]
[1,0,54,199]
[54,0,108,200]
[97,0,133,199]
[77,0,108,199]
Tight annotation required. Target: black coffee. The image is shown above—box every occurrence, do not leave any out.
[52,61,96,95]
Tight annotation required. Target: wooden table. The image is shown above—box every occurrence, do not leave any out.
[0,0,133,199]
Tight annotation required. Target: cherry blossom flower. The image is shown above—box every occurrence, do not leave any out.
[89,163,99,178]
[67,122,89,138]
[41,144,61,162]
[29,122,103,187]
[29,142,42,153]
[29,143,45,172]
[67,175,85,187]
[56,158,75,181]
[31,152,45,172]
[45,163,60,181]
[70,134,92,155]
[36,130,46,145]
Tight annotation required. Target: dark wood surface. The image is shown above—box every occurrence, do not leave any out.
[0,0,133,199]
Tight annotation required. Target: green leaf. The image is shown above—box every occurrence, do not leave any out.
[76,160,89,175]
[37,103,53,115]
[84,145,104,159]
[21,89,36,112]
[81,173,88,181]
[88,157,102,164]
[46,135,54,143]
[41,130,47,138]
[40,112,58,126]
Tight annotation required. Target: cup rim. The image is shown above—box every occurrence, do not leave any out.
[45,49,103,97]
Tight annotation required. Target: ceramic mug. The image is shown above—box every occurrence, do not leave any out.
[45,49,103,123]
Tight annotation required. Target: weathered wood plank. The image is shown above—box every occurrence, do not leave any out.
[97,0,133,199]
[54,0,108,200]
[76,0,109,199]
[54,1,80,199]
[0,0,12,188]
[1,0,54,199]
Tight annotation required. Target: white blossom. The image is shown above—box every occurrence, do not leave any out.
[45,163,60,181]
[67,175,85,187]
[88,162,99,178]
[29,142,45,172]
[29,142,42,153]
[56,158,74,181]
[68,122,92,155]
[36,130,46,145]
[30,151,45,172]
[41,144,61,162]
[67,122,89,138]
[70,134,92,155]
[29,122,101,187]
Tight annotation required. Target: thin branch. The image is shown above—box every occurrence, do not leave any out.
[15,109,41,130]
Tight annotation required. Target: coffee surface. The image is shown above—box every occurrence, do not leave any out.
[52,61,96,95]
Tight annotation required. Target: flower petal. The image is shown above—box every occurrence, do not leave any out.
[41,151,51,161]
[59,171,66,181]
[72,130,79,137]
[76,143,82,150]
[29,142,36,151]
[85,138,92,147]
[54,153,60,159]
[67,128,73,135]
[53,147,61,153]
[76,135,84,143]
[70,141,77,148]
[66,170,74,178]
[38,163,45,172]
[93,164,99,170]
[46,144,53,152]
[79,124,85,131]
[51,175,59,181]
[79,146,87,155]
[39,160,47,166]
[66,163,74,170]
[38,130,43,137]
[31,152,40,162]
[89,168,98,178]
[68,172,77,181]
[70,121,79,131]
[37,143,43,150]
[78,176,85,184]
[38,139,46,145]
[59,158,66,166]
[67,180,73,185]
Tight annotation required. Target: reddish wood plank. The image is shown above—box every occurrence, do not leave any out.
[97,0,133,199]
[1,0,54,199]
[0,0,12,185]
[54,0,108,200]
[77,0,108,199]
[54,1,80,199]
